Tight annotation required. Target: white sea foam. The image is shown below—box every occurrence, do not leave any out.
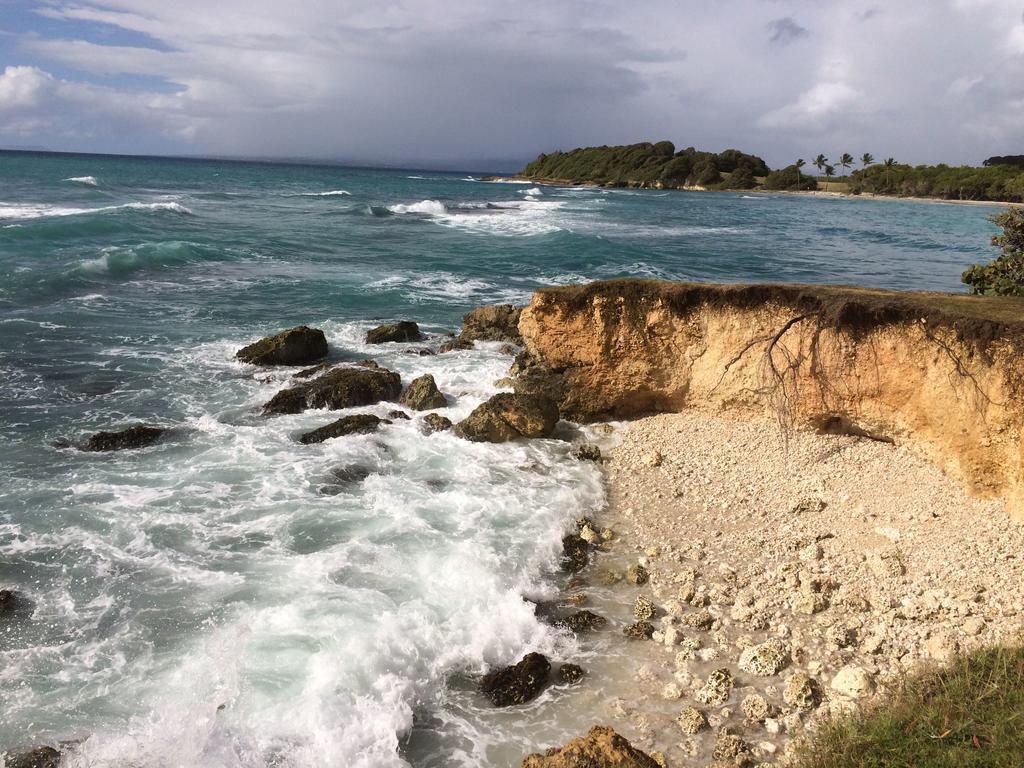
[519,187,543,196]
[299,189,351,197]
[387,199,448,216]
[0,201,192,221]
[65,176,98,186]
[385,198,568,236]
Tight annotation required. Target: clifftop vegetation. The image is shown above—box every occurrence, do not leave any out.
[518,142,770,190]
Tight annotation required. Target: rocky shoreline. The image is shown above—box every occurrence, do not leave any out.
[5,279,1024,767]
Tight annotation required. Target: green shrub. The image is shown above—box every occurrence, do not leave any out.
[962,208,1024,296]
[720,166,757,189]
[792,645,1024,768]
[763,164,818,191]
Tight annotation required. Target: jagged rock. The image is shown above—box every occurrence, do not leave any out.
[387,410,411,420]
[399,374,447,410]
[299,414,386,444]
[572,443,602,461]
[578,523,599,543]
[831,666,875,698]
[561,534,589,573]
[633,595,655,621]
[81,425,167,452]
[521,726,660,768]
[558,664,584,684]
[866,548,906,579]
[365,321,423,344]
[295,362,333,379]
[696,668,733,705]
[677,707,708,735]
[2,746,61,768]
[738,639,789,676]
[741,693,771,723]
[480,652,550,706]
[439,337,474,353]
[681,608,714,631]
[499,343,518,356]
[792,590,828,615]
[460,304,523,344]
[423,414,453,433]
[792,497,827,515]
[454,393,558,442]
[556,610,606,633]
[626,564,649,585]
[712,730,751,765]
[623,621,655,640]
[262,366,402,415]
[783,672,821,710]
[236,326,328,366]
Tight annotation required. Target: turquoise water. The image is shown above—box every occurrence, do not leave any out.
[0,151,998,767]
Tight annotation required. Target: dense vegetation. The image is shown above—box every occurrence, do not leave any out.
[792,645,1024,768]
[962,208,1024,296]
[518,142,770,189]
[983,155,1024,167]
[762,163,819,191]
[847,162,1024,202]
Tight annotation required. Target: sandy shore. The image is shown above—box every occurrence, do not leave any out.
[576,410,1024,766]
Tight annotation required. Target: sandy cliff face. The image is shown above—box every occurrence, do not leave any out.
[514,281,1024,517]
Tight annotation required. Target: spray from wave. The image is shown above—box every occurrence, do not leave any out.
[64,176,99,187]
[0,201,193,222]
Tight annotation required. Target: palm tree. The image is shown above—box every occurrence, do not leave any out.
[861,152,874,169]
[838,153,853,178]
[824,164,835,192]
[814,154,828,174]
[883,157,897,189]
[795,158,806,187]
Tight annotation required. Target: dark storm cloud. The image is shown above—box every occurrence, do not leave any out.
[767,17,810,45]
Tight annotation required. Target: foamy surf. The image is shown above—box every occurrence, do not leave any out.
[0,201,193,221]
[299,190,351,197]
[385,199,566,236]
[65,176,99,186]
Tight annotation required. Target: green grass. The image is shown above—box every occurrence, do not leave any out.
[792,645,1024,768]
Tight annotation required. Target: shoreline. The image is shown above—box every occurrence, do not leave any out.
[567,409,1024,765]
[486,175,1021,208]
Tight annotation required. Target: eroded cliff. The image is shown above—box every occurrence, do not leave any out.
[513,280,1024,517]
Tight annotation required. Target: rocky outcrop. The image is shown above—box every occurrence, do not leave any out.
[399,374,447,410]
[423,413,453,433]
[263,366,401,415]
[514,280,1024,517]
[454,393,558,442]
[479,652,550,706]
[366,321,423,344]
[236,326,328,366]
[521,726,661,768]
[299,414,387,444]
[460,304,523,344]
[2,746,61,768]
[81,425,167,452]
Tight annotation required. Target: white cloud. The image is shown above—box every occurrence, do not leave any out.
[3,1,1024,166]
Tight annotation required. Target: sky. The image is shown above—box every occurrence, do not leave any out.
[1,0,1023,170]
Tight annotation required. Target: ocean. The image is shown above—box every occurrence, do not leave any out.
[0,150,998,767]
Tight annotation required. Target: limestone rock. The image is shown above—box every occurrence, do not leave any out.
[713,731,750,765]
[831,666,874,698]
[741,693,771,723]
[572,443,602,461]
[681,609,714,631]
[696,668,733,705]
[556,610,606,633]
[81,425,167,452]
[866,548,906,579]
[558,664,584,684]
[623,621,655,640]
[626,564,649,586]
[439,337,474,353]
[521,725,660,768]
[561,534,589,573]
[480,652,550,706]
[236,325,328,366]
[299,414,386,444]
[399,374,447,410]
[387,409,411,420]
[366,321,423,344]
[738,639,789,677]
[783,672,821,710]
[460,304,523,345]
[263,366,402,415]
[2,746,61,768]
[454,393,559,442]
[677,707,708,735]
[423,413,453,433]
[633,595,655,621]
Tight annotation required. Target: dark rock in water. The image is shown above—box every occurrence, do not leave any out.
[355,359,380,369]
[461,304,523,344]
[479,652,550,706]
[454,393,558,443]
[236,326,328,366]
[561,534,589,573]
[0,589,26,616]
[294,363,333,379]
[572,443,602,461]
[423,413,453,433]
[623,621,655,640]
[263,366,402,415]
[439,338,474,353]
[81,425,167,452]
[405,347,435,356]
[556,610,606,633]
[499,343,518,356]
[521,726,660,768]
[399,374,448,410]
[330,465,373,484]
[558,664,585,685]
[387,410,411,420]
[366,321,423,344]
[2,746,61,768]
[299,414,387,444]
